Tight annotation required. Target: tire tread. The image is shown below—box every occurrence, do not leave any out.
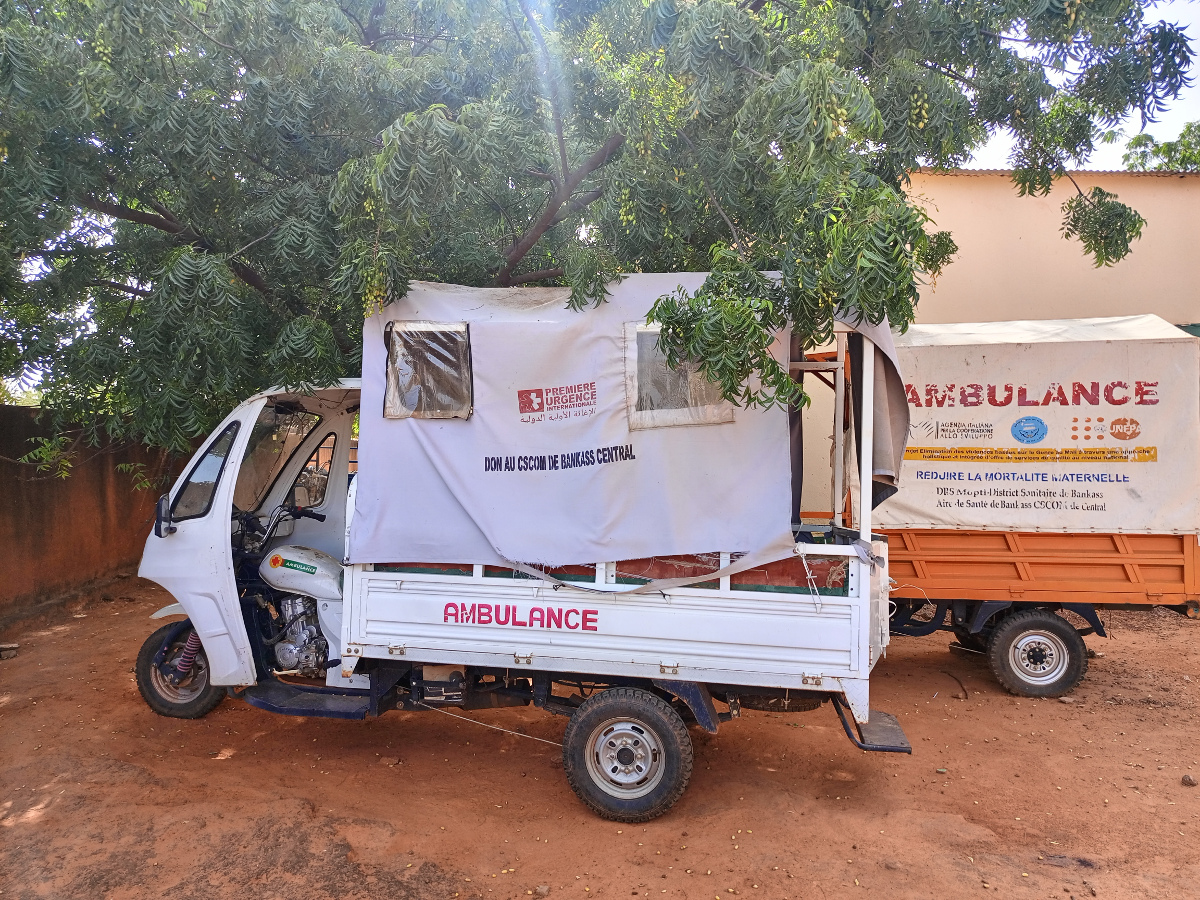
[986,609,1087,698]
[135,623,225,719]
[562,687,693,823]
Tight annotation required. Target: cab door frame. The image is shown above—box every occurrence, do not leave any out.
[139,398,268,686]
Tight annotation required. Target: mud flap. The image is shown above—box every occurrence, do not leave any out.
[831,696,912,754]
[651,680,720,734]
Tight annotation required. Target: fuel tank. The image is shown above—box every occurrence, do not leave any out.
[259,545,343,601]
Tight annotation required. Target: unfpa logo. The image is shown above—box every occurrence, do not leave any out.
[1109,417,1141,440]
[518,389,545,413]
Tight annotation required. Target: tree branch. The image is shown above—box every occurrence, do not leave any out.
[722,48,773,82]
[1061,169,1088,199]
[676,130,747,252]
[338,2,368,40]
[362,0,388,48]
[226,258,274,296]
[178,14,257,72]
[411,24,450,56]
[89,280,153,297]
[517,0,569,180]
[525,167,559,190]
[493,133,625,286]
[180,15,239,52]
[549,187,604,228]
[78,196,274,298]
[147,199,183,225]
[978,29,1042,47]
[502,0,530,54]
[79,196,185,234]
[479,190,519,246]
[918,60,976,88]
[229,225,279,259]
[507,267,565,285]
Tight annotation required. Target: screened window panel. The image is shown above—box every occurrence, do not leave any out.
[623,323,734,430]
[383,321,473,420]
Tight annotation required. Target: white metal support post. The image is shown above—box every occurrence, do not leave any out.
[832,333,846,526]
[858,336,875,543]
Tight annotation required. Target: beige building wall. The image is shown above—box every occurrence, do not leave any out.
[802,170,1199,516]
[908,170,1200,327]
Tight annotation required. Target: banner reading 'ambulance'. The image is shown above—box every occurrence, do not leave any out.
[874,316,1200,534]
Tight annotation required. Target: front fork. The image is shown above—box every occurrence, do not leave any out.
[153,619,202,685]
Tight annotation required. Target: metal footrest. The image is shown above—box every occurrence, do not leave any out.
[238,680,371,720]
[857,710,911,751]
[831,697,912,754]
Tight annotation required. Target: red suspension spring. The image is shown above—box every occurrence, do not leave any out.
[176,630,202,676]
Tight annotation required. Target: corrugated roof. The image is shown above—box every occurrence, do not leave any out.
[913,167,1200,177]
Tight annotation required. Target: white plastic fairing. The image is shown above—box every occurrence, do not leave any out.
[259,545,344,601]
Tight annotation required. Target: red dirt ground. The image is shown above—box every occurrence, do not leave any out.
[2,577,1199,899]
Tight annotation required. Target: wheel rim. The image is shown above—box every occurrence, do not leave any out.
[1008,628,1069,685]
[149,640,210,704]
[585,716,666,800]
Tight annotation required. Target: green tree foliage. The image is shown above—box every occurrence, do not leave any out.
[1060,185,1144,267]
[0,0,1191,449]
[1124,121,1200,171]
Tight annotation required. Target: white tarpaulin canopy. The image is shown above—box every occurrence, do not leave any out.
[348,275,799,567]
[875,315,1200,534]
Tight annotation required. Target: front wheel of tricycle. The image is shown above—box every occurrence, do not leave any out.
[562,687,693,823]
[135,623,225,719]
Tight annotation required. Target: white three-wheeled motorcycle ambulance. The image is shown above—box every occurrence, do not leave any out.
[137,274,912,822]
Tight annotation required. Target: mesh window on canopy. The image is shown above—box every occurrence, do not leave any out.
[383,321,473,420]
[623,322,734,430]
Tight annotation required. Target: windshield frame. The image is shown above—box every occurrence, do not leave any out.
[232,403,325,514]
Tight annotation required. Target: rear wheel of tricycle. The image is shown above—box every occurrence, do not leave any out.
[562,687,693,823]
[987,609,1087,698]
[735,693,823,713]
[135,623,225,719]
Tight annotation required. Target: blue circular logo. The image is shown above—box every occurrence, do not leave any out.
[1011,416,1048,444]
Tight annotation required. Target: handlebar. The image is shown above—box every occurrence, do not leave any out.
[234,504,326,558]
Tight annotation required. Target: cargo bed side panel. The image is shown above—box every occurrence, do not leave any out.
[886,529,1200,605]
[343,563,874,694]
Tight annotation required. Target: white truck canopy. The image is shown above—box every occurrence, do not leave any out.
[347,275,907,568]
[876,314,1200,534]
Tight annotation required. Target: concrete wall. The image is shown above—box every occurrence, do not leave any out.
[0,407,165,630]
[908,169,1200,327]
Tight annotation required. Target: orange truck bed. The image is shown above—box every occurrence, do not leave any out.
[884,529,1200,611]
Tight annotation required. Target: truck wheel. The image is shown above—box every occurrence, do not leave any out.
[135,624,225,719]
[562,687,693,823]
[987,610,1087,698]
[951,626,989,654]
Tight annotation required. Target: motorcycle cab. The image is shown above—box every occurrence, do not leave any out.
[137,380,363,717]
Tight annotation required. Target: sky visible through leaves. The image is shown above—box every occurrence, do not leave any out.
[969,0,1200,169]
